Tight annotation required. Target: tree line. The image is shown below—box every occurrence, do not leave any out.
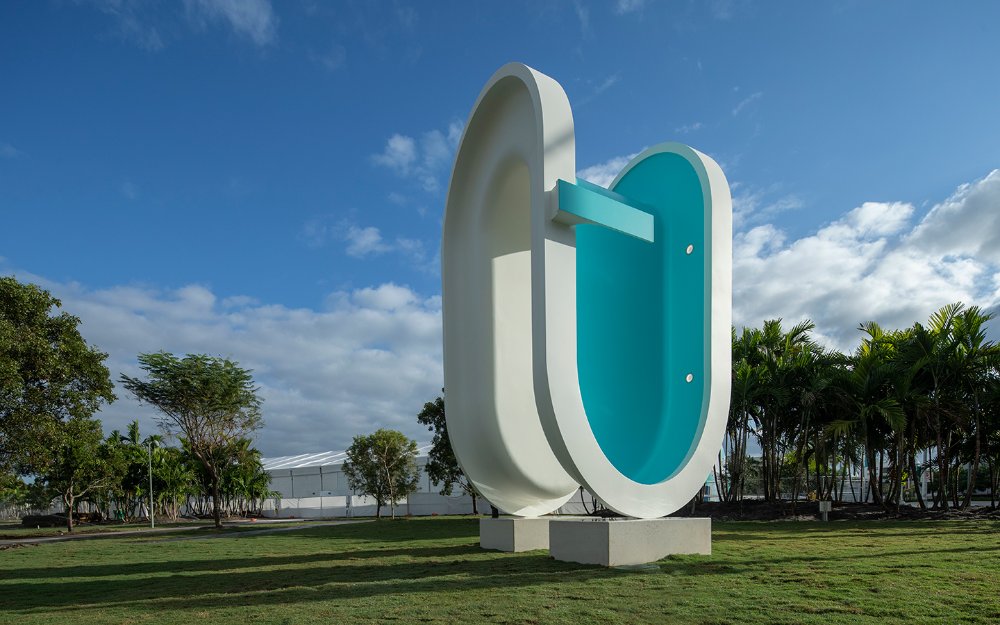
[724,303,999,510]
[1,277,267,530]
[2,420,273,527]
[350,305,1000,517]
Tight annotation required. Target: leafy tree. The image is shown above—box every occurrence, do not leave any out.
[101,420,162,521]
[416,392,479,514]
[120,352,263,528]
[342,429,419,519]
[0,277,115,474]
[833,322,907,506]
[724,302,998,512]
[36,417,116,531]
[154,446,197,521]
[216,438,274,517]
[0,472,31,518]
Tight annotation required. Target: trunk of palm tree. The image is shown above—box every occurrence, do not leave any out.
[211,477,222,528]
[962,411,981,509]
[713,456,723,504]
[951,457,962,508]
[989,459,997,508]
[911,452,926,510]
[895,432,904,511]
[865,443,883,505]
[936,423,948,509]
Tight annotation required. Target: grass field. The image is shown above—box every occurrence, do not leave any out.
[0,521,201,539]
[0,519,316,540]
[1,517,998,625]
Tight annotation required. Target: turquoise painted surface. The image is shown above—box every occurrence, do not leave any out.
[576,151,707,484]
[557,179,655,242]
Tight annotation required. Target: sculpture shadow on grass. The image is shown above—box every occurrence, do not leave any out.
[2,548,608,613]
[4,540,998,614]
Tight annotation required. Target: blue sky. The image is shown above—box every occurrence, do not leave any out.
[2,1,999,456]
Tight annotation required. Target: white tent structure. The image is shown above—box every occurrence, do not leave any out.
[260,444,482,519]
[260,446,722,519]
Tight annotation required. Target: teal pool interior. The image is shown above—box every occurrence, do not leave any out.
[576,151,708,484]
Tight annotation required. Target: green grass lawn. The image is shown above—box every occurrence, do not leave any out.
[0,519,318,540]
[0,521,201,539]
[1,517,998,625]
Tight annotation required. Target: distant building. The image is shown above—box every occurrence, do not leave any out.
[261,446,721,518]
[261,445,481,518]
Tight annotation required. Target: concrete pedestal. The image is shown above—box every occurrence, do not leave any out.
[480,517,551,552]
[549,517,711,566]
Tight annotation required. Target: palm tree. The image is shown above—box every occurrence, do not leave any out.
[832,322,906,507]
[950,306,998,508]
[900,304,978,508]
[724,327,766,502]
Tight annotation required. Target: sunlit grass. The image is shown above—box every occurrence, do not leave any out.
[1,517,998,624]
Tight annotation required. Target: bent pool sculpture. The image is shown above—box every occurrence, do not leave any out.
[442,63,732,519]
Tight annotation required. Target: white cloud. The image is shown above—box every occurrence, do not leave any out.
[184,0,278,46]
[578,73,621,106]
[845,201,913,237]
[906,169,1000,263]
[732,185,803,229]
[420,132,451,173]
[615,0,646,15]
[447,121,463,146]
[734,170,1000,352]
[300,216,336,249]
[86,0,164,51]
[675,122,704,134]
[3,271,441,456]
[344,226,391,257]
[82,0,276,49]
[343,225,427,267]
[732,91,762,116]
[300,218,428,266]
[372,121,463,194]
[577,152,641,188]
[595,74,619,95]
[372,134,417,175]
[352,283,417,311]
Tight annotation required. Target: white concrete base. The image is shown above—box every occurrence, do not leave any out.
[480,517,551,552]
[549,517,711,566]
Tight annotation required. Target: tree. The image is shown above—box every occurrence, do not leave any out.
[949,306,997,508]
[215,438,274,517]
[120,352,263,528]
[36,417,116,532]
[342,429,419,519]
[833,322,906,507]
[102,420,162,521]
[0,277,115,474]
[154,446,197,522]
[416,392,479,514]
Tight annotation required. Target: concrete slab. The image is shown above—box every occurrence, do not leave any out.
[479,517,551,552]
[549,517,711,566]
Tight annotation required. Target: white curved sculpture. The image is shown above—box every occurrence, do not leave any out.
[442,63,732,519]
